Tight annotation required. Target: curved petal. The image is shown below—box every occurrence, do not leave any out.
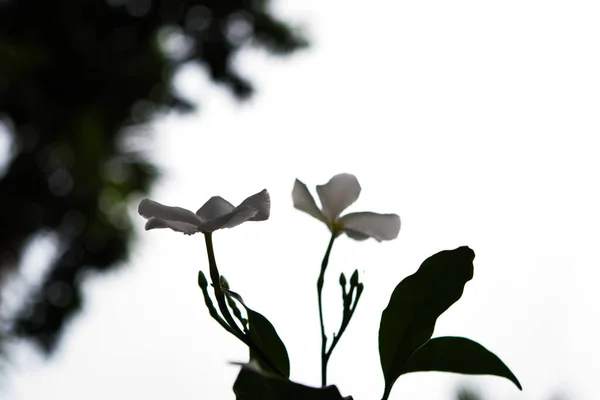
[198,206,259,232]
[292,179,326,223]
[145,217,198,235]
[144,217,169,230]
[196,196,235,221]
[165,221,200,235]
[339,212,401,242]
[344,229,370,241]
[316,174,361,221]
[138,199,202,226]
[237,189,270,221]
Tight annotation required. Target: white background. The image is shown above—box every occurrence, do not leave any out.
[3,0,600,399]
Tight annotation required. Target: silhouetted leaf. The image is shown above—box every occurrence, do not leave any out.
[379,246,475,397]
[224,290,290,378]
[402,336,522,390]
[246,308,290,378]
[233,363,352,400]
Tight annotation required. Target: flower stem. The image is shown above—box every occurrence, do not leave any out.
[203,233,286,378]
[204,233,245,339]
[198,271,238,337]
[317,233,336,386]
[323,282,363,368]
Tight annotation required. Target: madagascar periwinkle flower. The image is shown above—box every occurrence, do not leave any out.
[138,189,270,235]
[293,174,400,241]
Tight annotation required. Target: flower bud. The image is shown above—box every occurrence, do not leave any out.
[219,275,230,290]
[198,271,208,288]
[350,269,359,286]
[357,283,364,295]
[339,272,347,287]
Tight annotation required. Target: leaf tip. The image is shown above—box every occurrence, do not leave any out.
[513,376,523,391]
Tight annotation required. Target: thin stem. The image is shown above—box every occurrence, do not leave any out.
[226,294,248,332]
[381,385,392,400]
[204,233,245,339]
[340,278,349,320]
[203,233,286,378]
[198,273,237,337]
[324,284,363,364]
[318,233,337,387]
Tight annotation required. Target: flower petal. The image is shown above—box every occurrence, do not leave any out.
[339,212,401,242]
[144,217,169,230]
[145,217,198,235]
[198,206,259,232]
[292,179,326,223]
[237,189,270,221]
[196,196,235,221]
[316,174,361,221]
[344,229,370,241]
[138,199,202,226]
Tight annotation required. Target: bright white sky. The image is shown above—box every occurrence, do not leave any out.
[3,0,600,399]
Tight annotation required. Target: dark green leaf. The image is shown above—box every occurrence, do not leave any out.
[233,364,352,400]
[246,308,290,378]
[223,291,290,377]
[379,246,475,396]
[402,337,522,390]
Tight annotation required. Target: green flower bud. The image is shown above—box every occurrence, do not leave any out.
[339,272,347,287]
[219,275,230,290]
[198,271,208,288]
[357,282,364,295]
[350,269,359,286]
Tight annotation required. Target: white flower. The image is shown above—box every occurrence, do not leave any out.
[138,189,270,235]
[292,174,400,241]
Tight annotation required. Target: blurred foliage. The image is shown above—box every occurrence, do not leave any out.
[0,0,306,352]
[455,386,570,400]
[456,387,482,400]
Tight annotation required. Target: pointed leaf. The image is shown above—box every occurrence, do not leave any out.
[402,337,522,390]
[246,308,290,378]
[233,363,353,400]
[223,292,290,377]
[379,246,475,396]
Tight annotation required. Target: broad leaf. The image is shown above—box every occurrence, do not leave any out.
[246,308,290,378]
[224,290,290,378]
[233,363,352,400]
[379,246,475,397]
[402,336,522,390]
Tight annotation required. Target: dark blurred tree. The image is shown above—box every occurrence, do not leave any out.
[0,0,306,353]
[455,386,569,400]
[456,387,482,400]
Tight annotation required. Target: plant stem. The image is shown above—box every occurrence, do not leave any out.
[381,385,392,400]
[203,233,286,378]
[317,233,336,386]
[324,283,363,366]
[204,233,245,339]
[198,273,238,337]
